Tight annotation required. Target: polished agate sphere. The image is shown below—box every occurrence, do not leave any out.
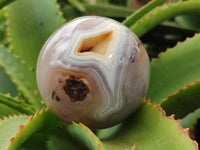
[37,16,150,129]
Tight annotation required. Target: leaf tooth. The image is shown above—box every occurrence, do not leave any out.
[146,98,158,105]
[150,100,199,149]
[162,80,200,103]
[156,104,167,117]
[27,115,34,122]
[166,92,176,99]
[13,124,25,139]
[4,6,12,47]
[146,100,187,134]
[168,114,175,120]
[153,33,200,61]
[1,113,26,121]
[8,110,44,142]
[9,136,15,143]
[176,119,199,149]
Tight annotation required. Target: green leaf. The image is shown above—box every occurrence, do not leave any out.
[19,133,47,150]
[5,107,102,150]
[95,124,122,140]
[94,0,108,4]
[69,0,86,13]
[181,108,200,129]
[7,108,61,150]
[0,115,30,150]
[176,15,200,31]
[0,67,18,96]
[46,129,82,150]
[62,3,133,20]
[0,44,44,109]
[0,103,19,118]
[161,80,200,119]
[130,0,200,37]
[0,9,9,45]
[19,122,103,150]
[65,123,103,150]
[147,33,200,104]
[6,0,65,68]
[102,100,198,150]
[0,0,16,9]
[0,93,36,115]
[123,0,166,27]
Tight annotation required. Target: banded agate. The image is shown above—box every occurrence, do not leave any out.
[37,16,150,129]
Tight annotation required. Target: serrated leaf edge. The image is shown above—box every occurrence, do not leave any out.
[0,44,44,109]
[147,99,199,149]
[6,109,44,150]
[162,80,200,102]
[0,113,27,121]
[78,122,103,150]
[152,33,200,61]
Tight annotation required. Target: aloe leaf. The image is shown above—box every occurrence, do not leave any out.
[0,67,18,96]
[95,124,122,140]
[161,80,200,119]
[0,0,16,9]
[7,108,61,150]
[0,115,30,150]
[0,9,8,45]
[46,128,88,150]
[62,3,133,20]
[0,103,19,118]
[19,121,103,150]
[69,0,86,13]
[65,123,103,150]
[20,122,103,150]
[0,93,36,115]
[4,107,102,150]
[130,0,200,37]
[123,0,166,27]
[0,10,18,96]
[6,0,65,68]
[147,33,200,104]
[102,100,198,150]
[181,108,200,129]
[19,133,47,150]
[141,22,196,58]
[0,44,44,109]
[46,130,81,150]
[176,15,200,31]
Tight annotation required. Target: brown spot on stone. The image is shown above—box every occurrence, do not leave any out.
[58,78,63,83]
[63,77,89,101]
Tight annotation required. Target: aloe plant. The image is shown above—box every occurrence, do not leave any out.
[0,0,200,149]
